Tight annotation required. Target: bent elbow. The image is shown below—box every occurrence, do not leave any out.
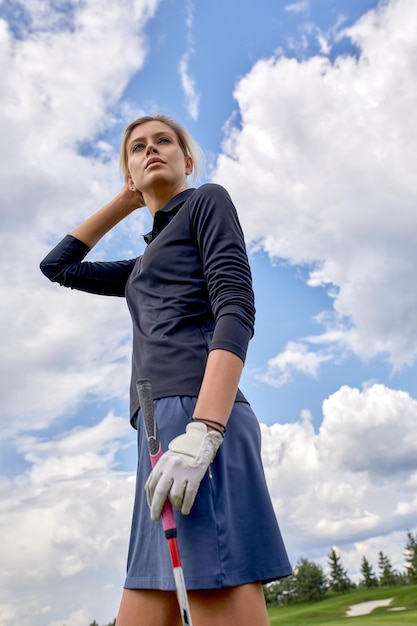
[39,258,63,284]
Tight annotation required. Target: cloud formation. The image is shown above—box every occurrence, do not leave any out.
[214,0,417,368]
[259,340,333,386]
[262,383,417,568]
[0,0,157,432]
[0,414,135,626]
[285,1,309,15]
[178,0,200,120]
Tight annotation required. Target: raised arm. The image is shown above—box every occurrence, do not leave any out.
[40,182,143,296]
[70,182,143,248]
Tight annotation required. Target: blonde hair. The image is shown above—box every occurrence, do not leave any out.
[120,114,203,182]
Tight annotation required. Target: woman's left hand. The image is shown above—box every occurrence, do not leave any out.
[145,422,223,520]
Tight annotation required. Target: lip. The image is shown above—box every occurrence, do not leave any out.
[145,157,165,169]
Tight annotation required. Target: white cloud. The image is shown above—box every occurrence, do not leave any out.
[261,383,417,566]
[0,284,132,431]
[179,52,200,121]
[319,384,417,475]
[258,340,333,386]
[0,414,136,626]
[214,0,417,368]
[285,1,309,15]
[178,0,200,120]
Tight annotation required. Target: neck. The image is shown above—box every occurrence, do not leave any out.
[143,181,189,217]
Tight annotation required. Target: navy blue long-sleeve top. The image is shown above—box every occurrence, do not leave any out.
[40,184,255,427]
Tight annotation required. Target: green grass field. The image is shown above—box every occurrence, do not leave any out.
[267,585,417,625]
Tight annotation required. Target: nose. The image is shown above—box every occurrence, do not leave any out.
[146,143,158,156]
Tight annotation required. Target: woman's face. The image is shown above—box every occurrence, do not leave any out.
[125,120,193,198]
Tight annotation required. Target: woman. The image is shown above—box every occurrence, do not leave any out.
[40,114,291,625]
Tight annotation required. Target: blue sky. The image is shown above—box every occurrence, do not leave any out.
[1,0,417,624]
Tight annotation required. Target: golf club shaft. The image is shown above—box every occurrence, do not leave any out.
[136,378,193,626]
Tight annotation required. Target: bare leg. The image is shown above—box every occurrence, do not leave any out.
[116,589,181,626]
[116,583,269,626]
[189,583,270,626]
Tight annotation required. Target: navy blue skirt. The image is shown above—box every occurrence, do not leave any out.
[124,397,292,590]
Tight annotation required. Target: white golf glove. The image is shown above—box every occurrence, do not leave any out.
[145,421,224,520]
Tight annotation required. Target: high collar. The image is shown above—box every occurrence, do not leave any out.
[143,188,196,245]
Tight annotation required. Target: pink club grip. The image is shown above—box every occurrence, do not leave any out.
[136,379,177,534]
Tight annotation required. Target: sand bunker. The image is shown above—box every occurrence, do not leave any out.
[346,598,393,616]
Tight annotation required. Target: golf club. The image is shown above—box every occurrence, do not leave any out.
[136,378,193,626]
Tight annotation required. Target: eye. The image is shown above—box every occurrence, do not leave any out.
[158,136,172,144]
[131,143,145,152]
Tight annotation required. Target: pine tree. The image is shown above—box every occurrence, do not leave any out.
[294,557,328,602]
[359,555,379,588]
[327,547,352,593]
[378,551,398,586]
[404,530,417,584]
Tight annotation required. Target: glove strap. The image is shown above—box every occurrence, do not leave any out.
[189,417,226,438]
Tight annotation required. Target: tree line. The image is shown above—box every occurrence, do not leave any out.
[263,529,417,607]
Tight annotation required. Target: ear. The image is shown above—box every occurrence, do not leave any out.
[125,173,137,192]
[185,155,194,177]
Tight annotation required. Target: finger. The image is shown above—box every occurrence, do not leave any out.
[181,483,198,515]
[144,469,162,508]
[168,480,188,511]
[144,453,173,508]
[150,475,174,521]
[144,477,153,509]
